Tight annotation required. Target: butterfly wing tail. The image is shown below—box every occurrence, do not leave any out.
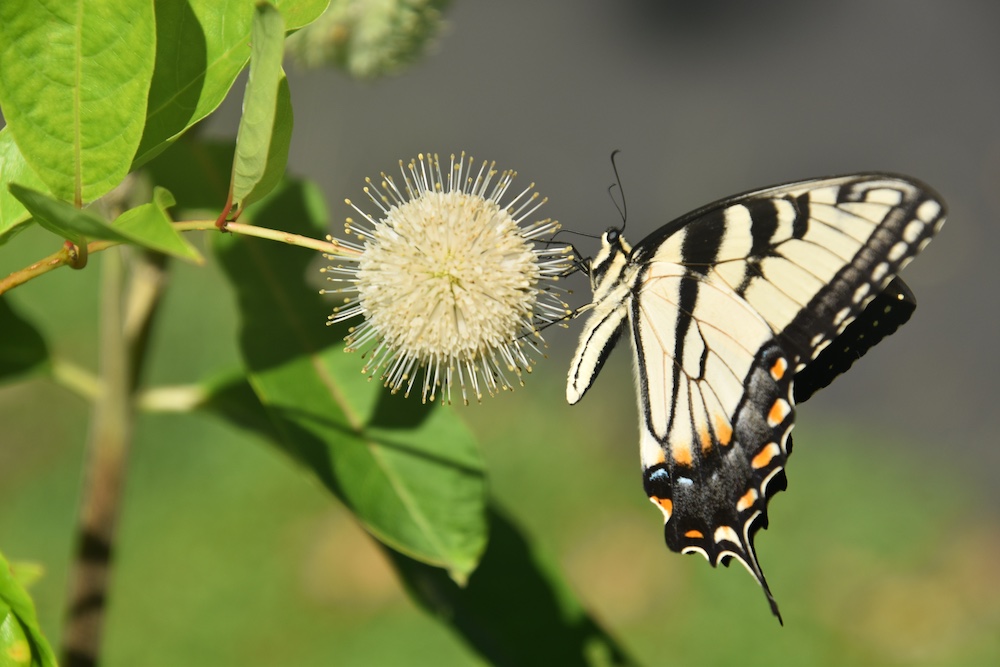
[664,499,786,624]
[730,514,785,625]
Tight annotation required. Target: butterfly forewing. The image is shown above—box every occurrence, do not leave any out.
[568,173,945,622]
[635,175,945,367]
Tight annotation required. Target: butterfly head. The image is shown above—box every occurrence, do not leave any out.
[588,227,632,289]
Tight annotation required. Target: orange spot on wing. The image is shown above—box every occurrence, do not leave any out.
[770,357,787,380]
[736,488,759,512]
[768,399,790,427]
[714,415,732,446]
[699,427,712,453]
[751,443,780,469]
[649,496,673,520]
[684,529,704,539]
[672,443,693,466]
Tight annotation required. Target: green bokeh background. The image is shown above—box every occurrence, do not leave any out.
[3,0,1000,664]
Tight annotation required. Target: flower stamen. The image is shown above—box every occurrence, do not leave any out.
[322,152,575,405]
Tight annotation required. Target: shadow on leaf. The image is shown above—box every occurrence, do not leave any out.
[386,504,638,667]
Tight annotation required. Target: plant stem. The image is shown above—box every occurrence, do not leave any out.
[0,219,359,297]
[0,239,116,296]
[50,359,102,402]
[136,383,208,412]
[61,249,131,667]
[220,221,352,254]
[60,248,171,667]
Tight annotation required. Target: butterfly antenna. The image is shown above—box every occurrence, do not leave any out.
[608,149,627,231]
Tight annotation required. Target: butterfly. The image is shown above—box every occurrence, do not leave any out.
[566,173,945,623]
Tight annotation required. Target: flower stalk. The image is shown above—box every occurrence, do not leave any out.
[0,220,350,297]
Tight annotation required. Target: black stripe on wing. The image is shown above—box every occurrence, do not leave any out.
[664,227,727,435]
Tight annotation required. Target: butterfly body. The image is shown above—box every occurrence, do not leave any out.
[567,174,945,622]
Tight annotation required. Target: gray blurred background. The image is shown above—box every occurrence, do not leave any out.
[2,2,997,662]
[211,0,999,497]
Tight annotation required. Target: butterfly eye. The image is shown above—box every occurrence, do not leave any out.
[605,227,620,244]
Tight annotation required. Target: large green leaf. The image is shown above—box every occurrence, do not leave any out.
[0,0,156,204]
[0,129,47,245]
[0,551,56,667]
[133,0,327,169]
[212,178,488,581]
[231,4,292,211]
[388,505,637,667]
[0,297,48,384]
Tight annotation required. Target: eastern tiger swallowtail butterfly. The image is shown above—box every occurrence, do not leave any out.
[566,173,945,623]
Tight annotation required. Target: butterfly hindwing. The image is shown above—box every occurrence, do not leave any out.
[632,267,791,621]
[568,173,944,622]
[793,276,916,403]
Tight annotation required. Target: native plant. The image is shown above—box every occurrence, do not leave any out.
[0,2,631,665]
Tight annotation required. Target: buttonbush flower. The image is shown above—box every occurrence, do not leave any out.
[322,152,574,404]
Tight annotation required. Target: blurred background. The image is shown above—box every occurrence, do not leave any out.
[2,0,999,664]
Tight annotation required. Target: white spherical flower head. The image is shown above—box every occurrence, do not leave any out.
[322,153,574,405]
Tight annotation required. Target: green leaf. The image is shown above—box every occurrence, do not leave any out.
[201,373,287,446]
[0,129,47,245]
[0,0,156,204]
[9,184,201,262]
[152,186,176,211]
[0,297,48,384]
[5,564,42,594]
[114,187,204,263]
[0,613,32,667]
[0,550,57,667]
[133,0,327,169]
[231,4,291,211]
[387,505,638,667]
[276,0,332,29]
[211,178,488,581]
[10,184,117,248]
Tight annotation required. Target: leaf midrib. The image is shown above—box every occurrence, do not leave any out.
[73,0,83,206]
